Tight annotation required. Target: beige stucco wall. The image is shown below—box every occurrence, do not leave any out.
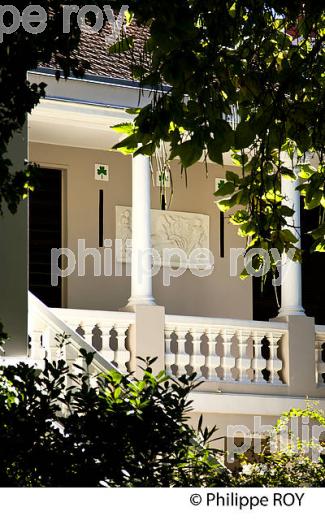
[189,411,279,452]
[29,142,252,319]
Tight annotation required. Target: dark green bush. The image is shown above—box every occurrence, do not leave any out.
[1,336,324,487]
[0,345,229,487]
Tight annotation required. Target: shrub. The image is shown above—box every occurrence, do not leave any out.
[231,449,325,487]
[231,403,325,487]
[1,334,324,487]
[0,344,229,487]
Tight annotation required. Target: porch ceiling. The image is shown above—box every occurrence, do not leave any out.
[28,98,131,150]
[27,70,234,164]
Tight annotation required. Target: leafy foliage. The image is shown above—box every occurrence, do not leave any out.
[1,1,325,266]
[1,342,325,487]
[0,0,118,214]
[109,0,325,267]
[232,449,325,487]
[231,403,325,487]
[0,348,229,487]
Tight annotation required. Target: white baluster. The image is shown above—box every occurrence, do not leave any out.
[236,330,252,383]
[30,329,45,361]
[252,332,267,384]
[175,326,190,376]
[220,328,236,382]
[165,327,175,375]
[99,321,114,363]
[114,324,130,371]
[82,323,94,346]
[266,331,283,384]
[42,327,57,361]
[189,329,205,377]
[315,337,325,385]
[205,329,220,381]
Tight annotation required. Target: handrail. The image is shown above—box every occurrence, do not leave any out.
[28,292,119,374]
[165,314,288,332]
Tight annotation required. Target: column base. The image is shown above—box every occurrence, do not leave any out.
[121,296,156,312]
[275,306,305,321]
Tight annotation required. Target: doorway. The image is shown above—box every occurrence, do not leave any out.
[253,200,325,324]
[29,168,62,308]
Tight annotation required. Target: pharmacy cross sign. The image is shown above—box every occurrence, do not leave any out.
[95,164,109,182]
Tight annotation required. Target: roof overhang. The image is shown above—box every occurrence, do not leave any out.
[28,68,154,150]
[27,68,234,165]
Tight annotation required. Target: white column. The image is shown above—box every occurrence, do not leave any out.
[127,154,155,308]
[278,174,304,316]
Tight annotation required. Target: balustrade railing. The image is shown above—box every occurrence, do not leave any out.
[28,292,134,374]
[52,308,134,372]
[315,326,325,385]
[165,315,287,385]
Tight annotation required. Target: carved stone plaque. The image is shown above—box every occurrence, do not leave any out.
[116,206,210,268]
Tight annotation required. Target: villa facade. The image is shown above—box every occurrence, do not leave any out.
[0,31,325,448]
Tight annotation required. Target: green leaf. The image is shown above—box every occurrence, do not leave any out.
[240,268,250,279]
[230,209,249,225]
[234,121,256,149]
[310,223,325,240]
[214,181,235,197]
[134,142,156,156]
[280,205,295,217]
[312,239,325,253]
[264,189,282,203]
[231,152,248,167]
[225,170,240,183]
[207,140,223,165]
[238,221,256,237]
[280,229,299,244]
[280,167,295,180]
[117,146,138,155]
[111,123,134,135]
[125,108,141,115]
[177,140,203,167]
[304,191,322,210]
[108,36,134,55]
[113,134,138,155]
[229,2,236,17]
[236,189,249,205]
[114,387,122,399]
[216,194,237,212]
[211,120,234,152]
[124,9,133,25]
[297,163,316,179]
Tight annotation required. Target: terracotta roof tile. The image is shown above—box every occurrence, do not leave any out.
[78,22,148,80]
[47,22,149,80]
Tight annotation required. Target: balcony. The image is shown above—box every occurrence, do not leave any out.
[24,292,325,421]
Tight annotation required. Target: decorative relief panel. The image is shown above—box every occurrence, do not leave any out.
[115,206,210,267]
